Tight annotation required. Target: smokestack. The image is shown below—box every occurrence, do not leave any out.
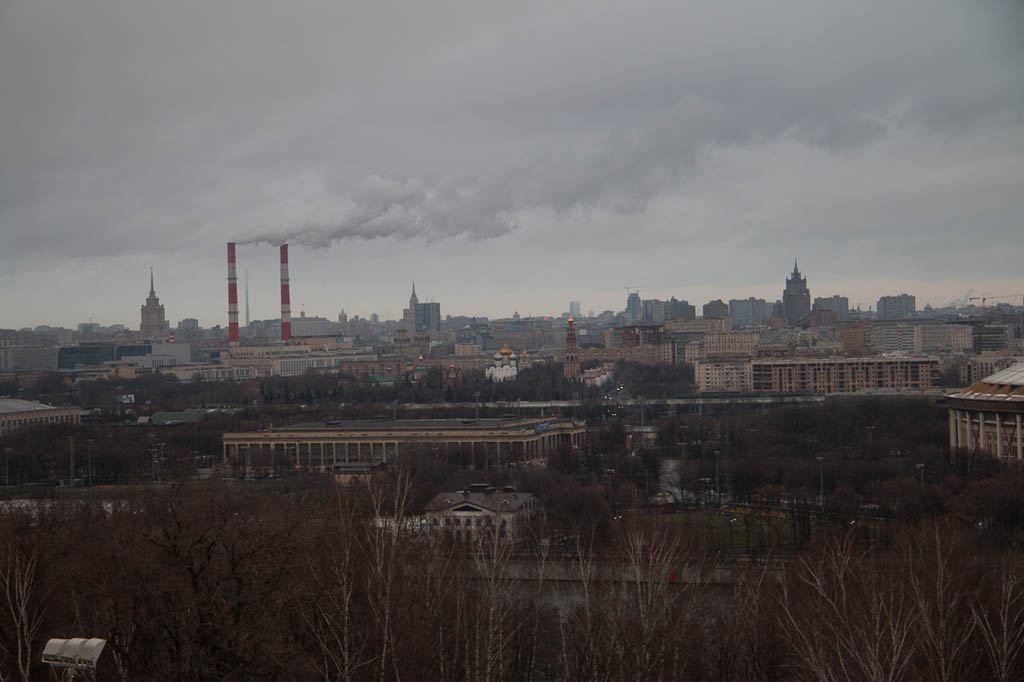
[227,243,240,344]
[280,243,291,341]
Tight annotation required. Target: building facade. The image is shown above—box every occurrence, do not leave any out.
[0,399,82,436]
[222,418,588,478]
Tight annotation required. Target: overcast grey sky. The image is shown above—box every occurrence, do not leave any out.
[1,0,1022,328]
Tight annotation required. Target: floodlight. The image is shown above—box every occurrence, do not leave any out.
[42,638,105,680]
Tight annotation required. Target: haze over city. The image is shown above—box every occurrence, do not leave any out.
[2,0,1023,328]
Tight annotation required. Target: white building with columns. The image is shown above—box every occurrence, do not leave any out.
[946,363,1024,460]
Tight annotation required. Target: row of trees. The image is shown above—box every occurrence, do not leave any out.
[2,478,1024,682]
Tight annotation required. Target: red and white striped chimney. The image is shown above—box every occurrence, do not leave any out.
[280,243,291,341]
[227,242,240,344]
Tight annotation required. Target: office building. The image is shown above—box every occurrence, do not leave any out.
[569,301,581,318]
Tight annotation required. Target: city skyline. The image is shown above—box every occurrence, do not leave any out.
[2,0,1023,328]
[3,248,1023,330]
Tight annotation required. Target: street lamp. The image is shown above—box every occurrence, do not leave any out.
[816,456,824,511]
[714,450,721,507]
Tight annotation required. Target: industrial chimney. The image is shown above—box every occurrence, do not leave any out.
[280,243,291,341]
[227,242,240,345]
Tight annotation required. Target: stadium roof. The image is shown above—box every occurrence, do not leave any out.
[947,363,1024,402]
[985,364,1024,387]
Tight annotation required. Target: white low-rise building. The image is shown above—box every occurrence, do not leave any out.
[424,485,542,542]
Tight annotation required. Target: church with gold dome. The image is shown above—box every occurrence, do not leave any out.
[485,343,531,382]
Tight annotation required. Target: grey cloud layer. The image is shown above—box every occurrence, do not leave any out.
[0,0,1022,323]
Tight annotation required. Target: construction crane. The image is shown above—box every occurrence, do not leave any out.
[968,294,1024,312]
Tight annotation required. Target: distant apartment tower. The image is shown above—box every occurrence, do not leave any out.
[703,299,729,319]
[813,295,849,321]
[625,292,642,322]
[782,261,811,325]
[877,294,916,320]
[728,297,770,327]
[177,318,200,333]
[140,269,167,341]
[569,301,581,318]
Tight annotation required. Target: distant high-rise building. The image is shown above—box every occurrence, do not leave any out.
[402,282,419,336]
[666,297,696,320]
[813,295,850,321]
[140,269,166,341]
[728,297,770,327]
[625,292,642,322]
[642,299,666,323]
[569,301,581,318]
[703,299,729,319]
[177,318,199,333]
[782,260,811,325]
[415,301,442,332]
[877,294,916,320]
[564,316,581,381]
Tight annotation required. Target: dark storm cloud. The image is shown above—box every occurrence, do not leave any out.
[0,0,1022,324]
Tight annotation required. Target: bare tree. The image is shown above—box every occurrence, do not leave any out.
[781,530,918,682]
[302,491,373,682]
[362,465,416,682]
[899,522,977,682]
[0,535,46,682]
[972,558,1024,682]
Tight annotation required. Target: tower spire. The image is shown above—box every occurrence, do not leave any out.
[149,267,155,295]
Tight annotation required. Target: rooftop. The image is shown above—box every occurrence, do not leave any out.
[947,362,1024,402]
[425,487,536,513]
[277,417,558,432]
[0,399,59,415]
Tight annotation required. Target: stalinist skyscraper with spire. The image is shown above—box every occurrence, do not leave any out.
[140,268,166,341]
[402,282,419,337]
[782,260,811,326]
